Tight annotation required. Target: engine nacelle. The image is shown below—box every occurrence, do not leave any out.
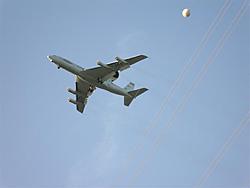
[67,88,77,95]
[68,98,78,105]
[115,56,130,71]
[67,88,83,97]
[115,57,128,64]
[97,61,112,69]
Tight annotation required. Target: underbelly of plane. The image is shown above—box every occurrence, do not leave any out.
[79,74,128,96]
[102,81,128,96]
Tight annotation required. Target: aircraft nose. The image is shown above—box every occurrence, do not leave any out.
[47,55,53,62]
[47,55,56,62]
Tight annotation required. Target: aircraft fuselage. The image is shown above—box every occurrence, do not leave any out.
[47,55,130,97]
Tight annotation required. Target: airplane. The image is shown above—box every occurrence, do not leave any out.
[47,54,148,113]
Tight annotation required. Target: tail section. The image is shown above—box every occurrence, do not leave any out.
[124,88,148,106]
[124,82,135,92]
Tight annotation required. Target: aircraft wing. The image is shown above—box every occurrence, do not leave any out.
[74,77,94,113]
[84,55,148,79]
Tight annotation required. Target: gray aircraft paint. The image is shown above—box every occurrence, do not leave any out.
[47,55,148,112]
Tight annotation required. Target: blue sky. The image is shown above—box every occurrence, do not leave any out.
[0,0,249,187]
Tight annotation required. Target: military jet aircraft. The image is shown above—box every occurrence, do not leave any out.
[47,55,148,113]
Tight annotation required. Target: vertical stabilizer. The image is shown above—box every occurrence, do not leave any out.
[124,82,135,92]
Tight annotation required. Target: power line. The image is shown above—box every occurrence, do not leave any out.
[194,111,250,188]
[115,0,232,186]
[144,0,232,135]
[127,0,249,185]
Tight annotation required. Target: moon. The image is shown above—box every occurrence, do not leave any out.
[182,8,190,17]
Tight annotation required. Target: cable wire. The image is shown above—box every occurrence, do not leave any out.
[115,0,232,185]
[127,1,249,185]
[194,111,250,188]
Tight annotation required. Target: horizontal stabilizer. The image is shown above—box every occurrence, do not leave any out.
[124,88,148,106]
